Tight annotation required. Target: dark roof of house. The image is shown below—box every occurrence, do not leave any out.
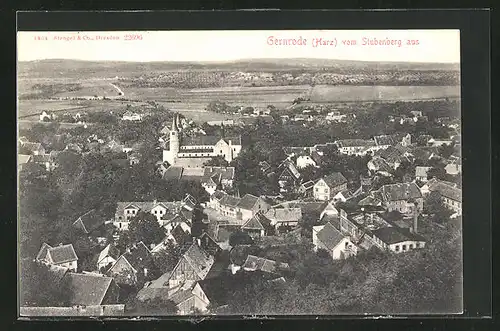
[371,227,426,244]
[73,209,103,234]
[241,215,265,231]
[300,180,316,190]
[98,244,120,264]
[220,195,241,208]
[374,135,397,146]
[336,139,376,147]
[369,157,393,174]
[236,194,260,211]
[199,232,222,255]
[36,243,52,261]
[315,222,345,251]
[310,150,323,164]
[180,243,214,280]
[264,208,302,223]
[47,244,78,264]
[170,224,192,246]
[32,154,51,163]
[242,255,289,274]
[321,172,348,188]
[122,242,151,271]
[162,166,184,180]
[211,190,226,201]
[429,182,462,202]
[377,182,422,202]
[181,135,226,147]
[65,273,114,306]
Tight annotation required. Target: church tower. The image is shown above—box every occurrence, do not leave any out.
[163,114,180,165]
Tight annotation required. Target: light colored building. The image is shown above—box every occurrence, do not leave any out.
[114,200,185,230]
[36,243,78,272]
[312,222,357,260]
[415,166,432,182]
[163,114,242,166]
[313,172,348,201]
[296,155,317,169]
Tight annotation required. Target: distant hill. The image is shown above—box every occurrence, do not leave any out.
[18,58,460,80]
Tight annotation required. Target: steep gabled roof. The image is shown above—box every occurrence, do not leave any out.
[264,208,302,223]
[315,222,345,251]
[65,273,114,306]
[36,243,52,261]
[98,244,120,265]
[47,244,78,264]
[236,194,260,211]
[170,224,192,246]
[220,195,241,208]
[180,243,214,280]
[371,227,425,245]
[242,255,289,274]
[122,242,152,271]
[429,182,462,202]
[377,182,422,202]
[374,135,397,146]
[73,209,103,234]
[321,172,348,188]
[241,215,265,231]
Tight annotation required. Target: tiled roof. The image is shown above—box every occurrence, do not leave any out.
[236,194,260,211]
[264,208,302,223]
[241,215,265,231]
[242,255,289,274]
[162,166,184,180]
[322,172,348,188]
[122,242,152,271]
[211,190,226,201]
[377,182,422,202]
[429,182,462,202]
[215,224,241,242]
[203,166,235,181]
[98,244,120,265]
[181,135,221,146]
[315,222,345,251]
[47,244,78,264]
[32,154,51,163]
[168,288,194,305]
[73,209,103,234]
[182,243,215,280]
[170,224,192,245]
[336,139,376,148]
[220,195,241,208]
[369,157,393,174]
[371,227,425,245]
[374,135,397,146]
[300,180,316,189]
[65,272,114,306]
[36,243,52,261]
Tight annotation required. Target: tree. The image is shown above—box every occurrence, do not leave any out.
[128,211,165,247]
[20,259,72,307]
[203,155,229,167]
[438,143,455,159]
[229,231,254,247]
[427,166,447,181]
[191,204,208,238]
[152,241,183,276]
[241,106,255,115]
[424,191,453,223]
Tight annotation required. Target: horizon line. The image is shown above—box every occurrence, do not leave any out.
[18,57,461,65]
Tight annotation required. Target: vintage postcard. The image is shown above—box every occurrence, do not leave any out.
[17,29,462,317]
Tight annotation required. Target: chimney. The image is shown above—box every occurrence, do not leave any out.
[413,209,418,234]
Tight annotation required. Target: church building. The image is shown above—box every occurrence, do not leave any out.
[162,114,243,166]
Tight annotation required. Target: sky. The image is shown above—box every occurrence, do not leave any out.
[17,30,460,63]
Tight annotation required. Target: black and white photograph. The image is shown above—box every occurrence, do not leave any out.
[17,29,463,317]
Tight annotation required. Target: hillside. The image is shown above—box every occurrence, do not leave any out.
[18,58,460,80]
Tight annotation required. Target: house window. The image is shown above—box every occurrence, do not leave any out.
[395,245,400,252]
[402,245,407,251]
[409,244,414,249]
[315,188,319,192]
[154,210,157,214]
[416,242,420,248]
[324,189,328,193]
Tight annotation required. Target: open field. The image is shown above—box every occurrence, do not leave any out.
[17,99,142,119]
[309,85,460,102]
[53,82,122,98]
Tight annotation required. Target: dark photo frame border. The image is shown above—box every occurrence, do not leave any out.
[7,8,492,331]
